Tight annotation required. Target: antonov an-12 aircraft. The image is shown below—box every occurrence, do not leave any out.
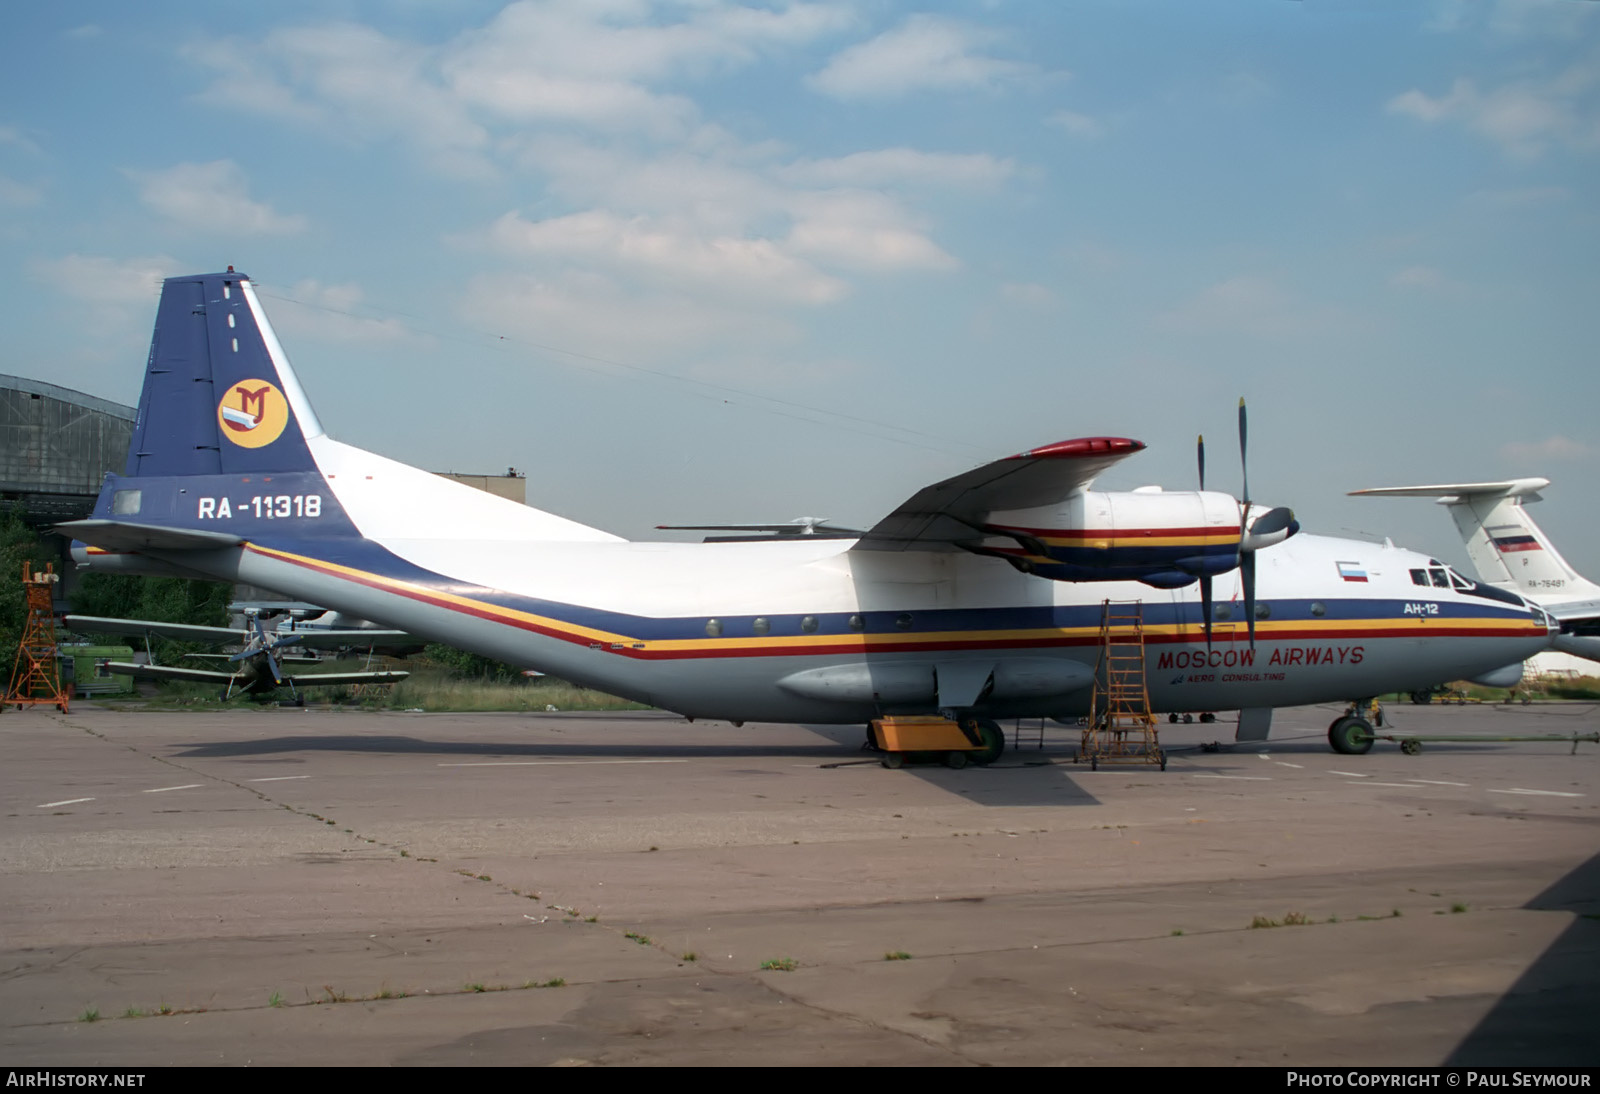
[59,270,1554,757]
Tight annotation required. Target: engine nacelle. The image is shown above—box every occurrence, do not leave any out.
[974,490,1251,584]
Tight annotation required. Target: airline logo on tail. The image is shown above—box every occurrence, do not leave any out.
[217,380,288,448]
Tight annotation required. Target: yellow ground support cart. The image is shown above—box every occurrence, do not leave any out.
[870,714,1003,769]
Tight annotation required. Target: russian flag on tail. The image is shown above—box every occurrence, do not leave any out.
[1491,535,1543,553]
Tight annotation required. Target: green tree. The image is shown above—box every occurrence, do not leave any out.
[67,573,233,665]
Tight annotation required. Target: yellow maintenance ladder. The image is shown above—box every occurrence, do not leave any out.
[1081,599,1164,770]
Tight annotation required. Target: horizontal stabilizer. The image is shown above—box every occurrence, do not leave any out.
[1349,479,1550,501]
[55,520,243,553]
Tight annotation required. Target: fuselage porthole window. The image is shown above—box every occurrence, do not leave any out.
[1254,602,1271,620]
[752,617,770,636]
[1214,603,1232,620]
[895,614,913,630]
[1310,601,1326,617]
[848,614,865,632]
[801,616,819,633]
[705,618,723,637]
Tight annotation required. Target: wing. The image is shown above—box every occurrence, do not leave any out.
[104,662,239,684]
[285,670,410,687]
[66,615,245,644]
[853,437,1146,552]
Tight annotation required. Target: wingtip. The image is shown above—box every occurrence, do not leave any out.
[1014,437,1145,460]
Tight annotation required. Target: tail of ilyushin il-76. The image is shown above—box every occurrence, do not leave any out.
[66,268,621,593]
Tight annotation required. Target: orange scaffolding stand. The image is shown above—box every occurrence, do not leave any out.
[1081,598,1163,770]
[6,562,68,713]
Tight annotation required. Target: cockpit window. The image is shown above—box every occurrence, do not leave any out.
[1429,568,1450,588]
[1448,569,1474,590]
[1410,569,1428,587]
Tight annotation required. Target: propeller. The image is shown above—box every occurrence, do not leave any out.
[1197,434,1213,648]
[1233,399,1299,649]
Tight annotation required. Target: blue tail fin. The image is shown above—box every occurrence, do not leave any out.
[126,270,323,478]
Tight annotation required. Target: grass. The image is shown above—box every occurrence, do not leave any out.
[884,951,913,961]
[760,958,798,972]
[78,1008,99,1023]
[681,952,697,962]
[268,991,283,1008]
[625,932,652,945]
[1451,902,1468,914]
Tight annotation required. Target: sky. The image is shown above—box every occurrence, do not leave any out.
[1,0,1596,578]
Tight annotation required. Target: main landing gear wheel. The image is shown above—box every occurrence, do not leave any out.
[943,751,969,769]
[1328,715,1375,756]
[961,717,1005,766]
[1410,690,1433,705]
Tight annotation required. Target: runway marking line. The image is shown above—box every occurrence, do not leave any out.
[1328,770,1371,778]
[144,784,203,793]
[1276,762,1304,769]
[1368,782,1427,788]
[1408,779,1468,787]
[38,798,94,808]
[1489,788,1583,798]
[437,759,691,767]
[1191,774,1271,781]
[248,776,311,782]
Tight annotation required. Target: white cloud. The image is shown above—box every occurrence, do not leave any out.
[259,280,417,345]
[1158,276,1344,339]
[1389,265,1446,290]
[32,253,182,305]
[1426,0,1598,38]
[785,190,957,272]
[0,173,42,208]
[487,209,846,304]
[183,24,493,176]
[779,148,1014,188]
[0,125,43,156]
[1500,435,1592,463]
[999,282,1053,307]
[185,3,851,160]
[808,14,1036,100]
[125,160,307,235]
[1047,110,1102,139]
[1387,55,1600,157]
[457,268,801,364]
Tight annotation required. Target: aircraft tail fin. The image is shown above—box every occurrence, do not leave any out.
[105,268,623,546]
[127,270,323,478]
[1350,479,1600,600]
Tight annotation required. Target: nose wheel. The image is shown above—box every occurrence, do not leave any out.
[1328,714,1375,755]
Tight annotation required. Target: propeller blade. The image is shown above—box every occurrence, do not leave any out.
[1238,398,1249,509]
[1197,434,1206,492]
[1200,574,1213,650]
[1241,551,1258,650]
